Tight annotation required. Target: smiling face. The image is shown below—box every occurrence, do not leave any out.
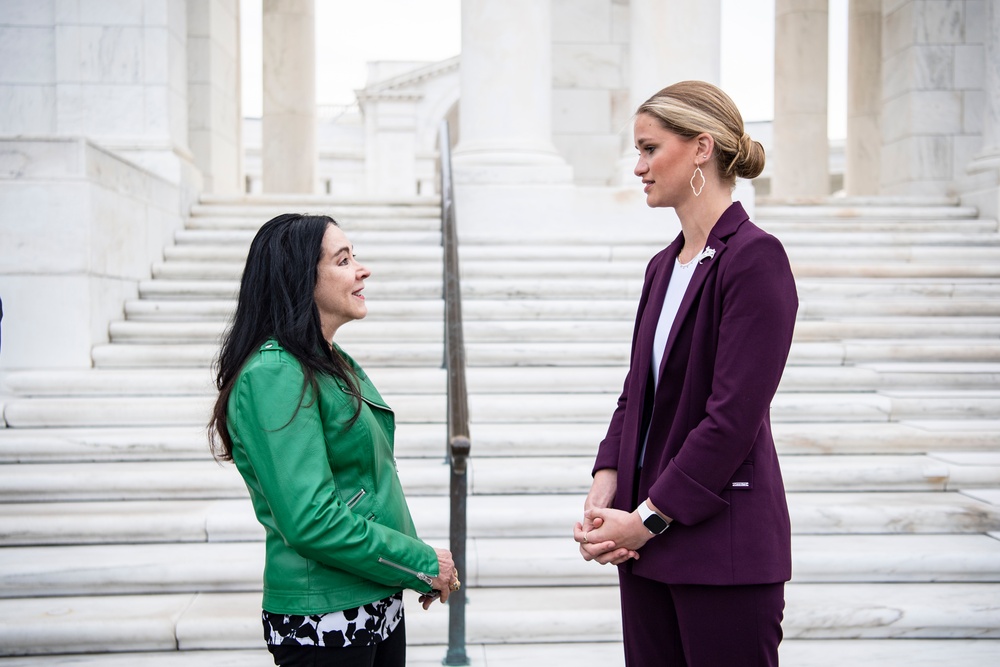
[633,112,701,209]
[314,224,371,340]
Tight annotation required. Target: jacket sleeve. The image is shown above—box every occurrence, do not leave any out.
[230,358,439,592]
[648,233,798,526]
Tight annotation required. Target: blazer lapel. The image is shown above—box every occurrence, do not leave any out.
[655,202,749,384]
[635,234,684,381]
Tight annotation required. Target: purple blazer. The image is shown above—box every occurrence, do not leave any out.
[593,202,797,586]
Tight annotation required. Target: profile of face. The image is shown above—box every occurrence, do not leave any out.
[633,112,701,209]
[314,224,371,339]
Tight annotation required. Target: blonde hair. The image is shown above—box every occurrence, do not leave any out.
[636,81,765,185]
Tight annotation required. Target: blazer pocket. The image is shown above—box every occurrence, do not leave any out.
[728,463,754,490]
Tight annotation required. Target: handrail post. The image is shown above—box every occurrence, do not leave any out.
[443,436,470,665]
[439,119,471,665]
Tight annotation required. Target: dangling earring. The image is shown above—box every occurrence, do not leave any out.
[690,162,706,197]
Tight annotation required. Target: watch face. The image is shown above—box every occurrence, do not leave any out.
[643,513,668,534]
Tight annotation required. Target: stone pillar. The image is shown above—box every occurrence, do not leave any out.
[617,0,722,182]
[262,0,316,193]
[772,0,829,198]
[966,0,1000,220]
[451,0,571,183]
[188,0,243,195]
[844,0,881,196]
[631,0,721,107]
[880,0,975,198]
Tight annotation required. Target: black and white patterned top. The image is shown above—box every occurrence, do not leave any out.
[262,592,403,647]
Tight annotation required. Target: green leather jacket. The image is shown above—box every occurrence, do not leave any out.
[227,339,439,614]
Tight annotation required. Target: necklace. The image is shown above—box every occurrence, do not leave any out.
[677,246,717,269]
[676,254,700,269]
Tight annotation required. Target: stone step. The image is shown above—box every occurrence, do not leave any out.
[150,249,1000,280]
[103,317,1000,345]
[122,296,1000,322]
[767,231,1000,246]
[461,229,1000,247]
[175,229,441,246]
[787,262,1000,278]
[186,215,441,232]
[2,535,998,601]
[137,278,444,300]
[1,454,997,503]
[125,297,446,321]
[755,199,976,217]
[1,491,998,547]
[161,238,1000,263]
[192,192,438,206]
[7,388,1000,427]
[7,364,999,400]
[164,243,444,262]
[152,259,444,281]
[133,275,1000,301]
[1,640,999,667]
[86,339,1000,369]
[761,216,996,231]
[1,421,997,464]
[0,583,996,656]
[0,452,1000,503]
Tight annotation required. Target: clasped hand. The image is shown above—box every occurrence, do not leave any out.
[574,507,650,566]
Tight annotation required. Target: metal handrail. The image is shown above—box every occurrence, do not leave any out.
[439,119,470,666]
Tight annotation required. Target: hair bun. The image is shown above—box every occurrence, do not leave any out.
[734,133,765,180]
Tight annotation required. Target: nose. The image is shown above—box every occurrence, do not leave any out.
[634,157,646,177]
[358,262,371,279]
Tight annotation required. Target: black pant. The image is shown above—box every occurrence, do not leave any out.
[268,617,406,667]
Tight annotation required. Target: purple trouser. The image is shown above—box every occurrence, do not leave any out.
[619,568,785,667]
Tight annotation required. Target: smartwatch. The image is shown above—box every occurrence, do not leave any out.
[637,501,670,535]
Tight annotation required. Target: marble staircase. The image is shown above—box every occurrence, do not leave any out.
[1,195,999,665]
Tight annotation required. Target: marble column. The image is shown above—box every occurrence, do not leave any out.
[188,0,243,195]
[965,0,1000,220]
[615,0,723,183]
[879,0,977,198]
[630,0,721,108]
[772,0,829,199]
[978,0,1000,158]
[262,0,316,193]
[451,0,571,183]
[844,0,881,196]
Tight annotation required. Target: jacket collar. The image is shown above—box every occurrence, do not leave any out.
[259,338,391,411]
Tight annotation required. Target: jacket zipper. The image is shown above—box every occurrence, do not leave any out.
[346,488,366,509]
[378,556,433,587]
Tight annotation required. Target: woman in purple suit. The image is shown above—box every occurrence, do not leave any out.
[574,81,798,666]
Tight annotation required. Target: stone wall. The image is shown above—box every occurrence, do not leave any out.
[0,138,187,370]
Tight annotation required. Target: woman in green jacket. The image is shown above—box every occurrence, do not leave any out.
[209,213,456,667]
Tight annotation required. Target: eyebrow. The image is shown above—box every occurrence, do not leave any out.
[330,245,352,258]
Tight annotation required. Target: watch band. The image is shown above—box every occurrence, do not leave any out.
[637,501,670,535]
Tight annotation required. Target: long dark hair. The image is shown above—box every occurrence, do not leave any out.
[208,213,363,462]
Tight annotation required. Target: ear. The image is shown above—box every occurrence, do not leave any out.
[695,133,715,162]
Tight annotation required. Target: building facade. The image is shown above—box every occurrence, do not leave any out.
[1,0,998,371]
